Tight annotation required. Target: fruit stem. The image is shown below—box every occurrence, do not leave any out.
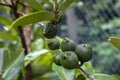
[78,65,96,80]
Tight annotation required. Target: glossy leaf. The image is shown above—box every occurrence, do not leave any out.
[0,15,12,26]
[61,0,77,12]
[30,51,53,78]
[108,37,120,50]
[7,11,54,30]
[26,0,44,10]
[94,73,117,80]
[52,63,74,80]
[2,48,23,72]
[33,72,60,80]
[31,38,44,51]
[24,49,49,66]
[2,49,24,80]
[76,74,86,80]
[0,32,18,41]
[82,62,95,74]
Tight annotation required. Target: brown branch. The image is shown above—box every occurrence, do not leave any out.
[0,72,2,80]
[0,2,12,7]
[4,0,9,3]
[17,26,32,80]
[10,1,32,80]
[17,26,28,55]
[17,11,26,16]
[23,2,31,53]
[23,2,32,80]
[78,66,96,80]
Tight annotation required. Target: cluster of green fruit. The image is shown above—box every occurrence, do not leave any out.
[43,23,93,70]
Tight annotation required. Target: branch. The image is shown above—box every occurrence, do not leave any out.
[17,11,26,16]
[0,2,12,7]
[78,66,96,80]
[11,1,32,80]
[0,72,2,80]
[4,0,9,4]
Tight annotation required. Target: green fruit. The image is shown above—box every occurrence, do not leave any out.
[75,44,93,63]
[43,23,58,39]
[53,54,63,66]
[60,37,76,51]
[76,74,86,80]
[48,38,60,50]
[60,51,79,69]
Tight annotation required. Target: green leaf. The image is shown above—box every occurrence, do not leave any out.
[61,0,77,12]
[7,11,54,30]
[94,73,117,80]
[24,49,49,66]
[108,37,120,50]
[2,49,24,80]
[33,72,60,80]
[76,74,86,80]
[82,62,95,74]
[2,48,24,72]
[0,32,18,41]
[52,63,74,80]
[31,38,44,51]
[0,15,12,26]
[30,51,53,78]
[26,0,44,10]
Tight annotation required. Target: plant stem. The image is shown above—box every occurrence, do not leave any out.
[23,2,31,52]
[0,2,12,7]
[4,0,32,79]
[17,27,29,54]
[78,66,96,80]
[0,72,2,80]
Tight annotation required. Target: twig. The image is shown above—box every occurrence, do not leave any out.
[23,2,32,80]
[37,22,44,26]
[4,0,9,4]
[17,11,26,16]
[19,1,29,7]
[0,72,2,80]
[9,0,32,80]
[17,26,28,55]
[0,2,12,7]
[23,2,31,53]
[78,66,96,80]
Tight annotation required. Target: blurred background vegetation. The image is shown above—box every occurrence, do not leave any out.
[0,0,120,77]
